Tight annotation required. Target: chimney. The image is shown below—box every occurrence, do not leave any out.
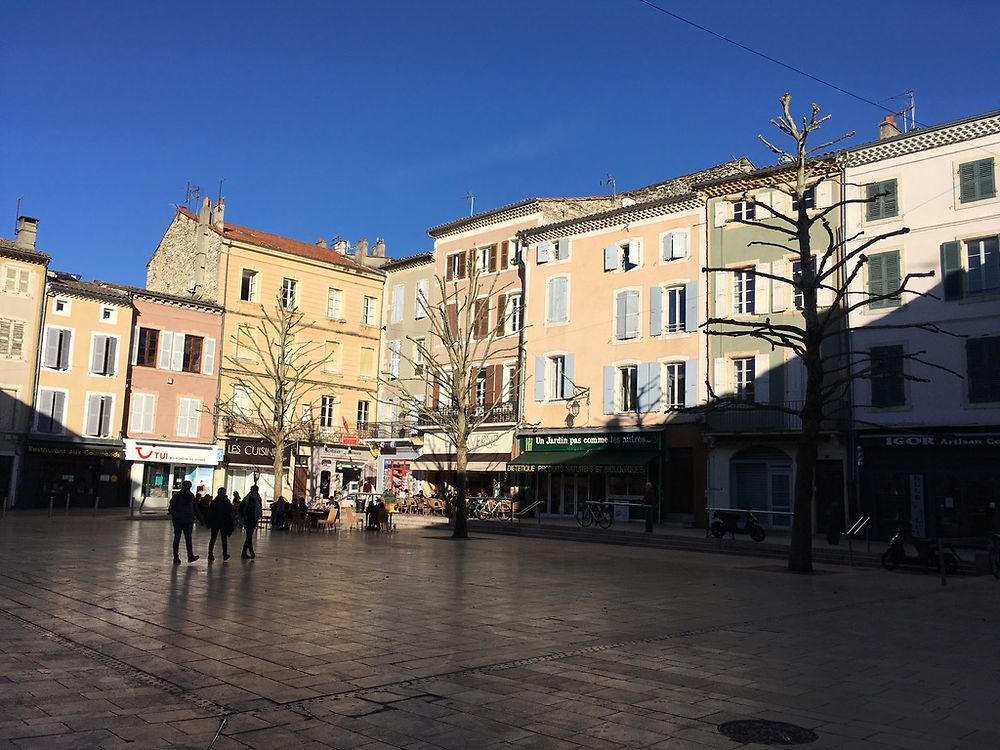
[879,114,902,140]
[354,238,369,266]
[315,238,328,248]
[15,216,38,248]
[332,238,348,255]
[372,238,386,258]
[197,195,211,225]
[211,197,225,229]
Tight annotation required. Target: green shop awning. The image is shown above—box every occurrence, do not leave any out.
[507,449,655,474]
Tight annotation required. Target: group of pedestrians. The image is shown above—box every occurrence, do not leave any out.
[167,481,263,564]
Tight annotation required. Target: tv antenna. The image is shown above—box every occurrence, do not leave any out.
[601,174,617,198]
[463,191,476,216]
[880,90,916,133]
[184,182,201,208]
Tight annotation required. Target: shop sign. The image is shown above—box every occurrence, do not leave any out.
[861,433,1000,448]
[124,440,222,466]
[224,439,306,467]
[507,462,645,474]
[28,443,122,459]
[521,432,659,452]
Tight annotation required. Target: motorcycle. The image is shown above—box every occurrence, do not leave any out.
[710,509,766,542]
[881,528,959,574]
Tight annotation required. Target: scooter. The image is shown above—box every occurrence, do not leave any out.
[711,509,766,542]
[881,528,959,574]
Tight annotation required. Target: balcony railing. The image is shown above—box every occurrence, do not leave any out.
[417,401,518,427]
[705,400,848,434]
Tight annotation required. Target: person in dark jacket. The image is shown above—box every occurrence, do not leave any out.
[168,480,200,564]
[207,488,234,561]
[241,485,263,559]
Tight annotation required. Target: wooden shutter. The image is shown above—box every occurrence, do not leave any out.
[500,241,509,268]
[563,354,575,398]
[16,269,29,294]
[483,365,496,404]
[99,396,112,437]
[959,162,977,202]
[786,355,804,407]
[626,292,639,339]
[940,241,964,300]
[556,239,569,260]
[446,256,454,281]
[3,267,16,293]
[446,304,457,338]
[130,394,145,433]
[754,354,770,404]
[713,358,728,397]
[671,232,687,260]
[534,357,545,401]
[771,260,786,312]
[106,337,117,376]
[661,234,672,262]
[714,273,729,318]
[754,263,769,314]
[603,245,617,271]
[713,202,728,228]
[37,390,54,432]
[86,394,102,436]
[202,338,216,375]
[91,336,105,374]
[684,281,698,332]
[884,251,900,304]
[495,294,506,336]
[602,366,615,414]
[457,252,467,279]
[130,326,139,365]
[649,286,663,336]
[171,334,185,371]
[430,376,440,408]
[615,293,628,340]
[977,158,996,199]
[158,331,173,369]
[0,320,10,357]
[537,242,550,263]
[684,359,697,408]
[639,363,661,413]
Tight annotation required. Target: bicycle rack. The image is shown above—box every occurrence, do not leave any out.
[846,515,871,566]
[516,500,543,525]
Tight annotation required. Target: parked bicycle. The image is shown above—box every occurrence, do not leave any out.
[576,501,614,529]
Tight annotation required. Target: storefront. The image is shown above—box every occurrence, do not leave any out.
[411,428,515,497]
[373,440,419,495]
[508,430,662,522]
[311,443,376,499]
[20,439,125,509]
[858,430,1000,540]
[223,437,308,503]
[124,439,223,512]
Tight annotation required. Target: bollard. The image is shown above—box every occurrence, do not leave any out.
[49,494,54,517]
[93,495,100,516]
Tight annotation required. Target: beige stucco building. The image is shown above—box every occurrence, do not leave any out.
[147,198,386,501]
[0,217,50,506]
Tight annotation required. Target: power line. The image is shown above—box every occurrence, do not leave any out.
[632,0,898,118]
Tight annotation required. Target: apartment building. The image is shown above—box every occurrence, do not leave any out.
[21,273,132,508]
[0,217,50,506]
[843,110,1000,538]
[147,197,386,501]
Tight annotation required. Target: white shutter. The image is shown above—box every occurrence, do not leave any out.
[754,263,770,314]
[3,267,16,293]
[754,354,770,404]
[628,239,640,266]
[158,331,173,369]
[714,202,729,228]
[176,397,188,436]
[86,394,102,436]
[771,189,790,217]
[786,355,804,407]
[130,326,139,365]
[817,278,835,309]
[771,259,786,312]
[202,338,216,375]
[671,232,688,260]
[816,179,834,208]
[713,273,729,318]
[171,334,184,371]
[129,394,144,433]
[43,328,59,369]
[684,359,698,408]
[713,358,729,397]
[189,399,201,436]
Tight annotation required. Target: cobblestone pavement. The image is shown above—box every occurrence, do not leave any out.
[0,513,998,749]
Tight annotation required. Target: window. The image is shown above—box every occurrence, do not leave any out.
[327,288,344,319]
[473,298,489,339]
[446,252,466,280]
[604,240,640,272]
[280,278,298,310]
[240,269,259,302]
[356,400,370,428]
[663,362,686,410]
[413,339,425,375]
[130,393,155,434]
[362,296,377,325]
[387,340,401,378]
[43,327,72,370]
[36,389,66,434]
[177,397,201,437]
[959,158,996,204]
[966,237,1000,296]
[867,250,901,309]
[866,179,898,220]
[966,336,1000,403]
[85,394,114,438]
[475,369,488,405]
[502,363,517,402]
[791,187,816,211]
[661,231,688,261]
[236,325,254,361]
[618,365,638,412]
[475,245,498,273]
[870,346,905,407]
[53,298,70,315]
[733,200,756,222]
[100,307,116,323]
[360,346,376,377]
[231,385,250,419]
[320,395,337,428]
[136,328,158,367]
[2,265,31,295]
[182,335,203,373]
[546,277,568,324]
[323,340,341,372]
[548,355,567,400]
[0,319,25,359]
[537,240,569,264]
[614,290,640,341]
[791,256,818,310]
[390,285,404,323]
[665,286,686,333]
[506,293,522,335]
[415,279,429,319]
[733,357,755,401]
[0,388,16,430]
[734,268,755,315]
[90,335,118,376]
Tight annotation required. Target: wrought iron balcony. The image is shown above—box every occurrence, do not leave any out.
[704,400,849,434]
[417,400,518,427]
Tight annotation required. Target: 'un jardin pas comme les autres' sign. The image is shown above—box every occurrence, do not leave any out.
[522,433,659,452]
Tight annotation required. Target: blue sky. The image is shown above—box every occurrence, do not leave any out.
[3,0,998,286]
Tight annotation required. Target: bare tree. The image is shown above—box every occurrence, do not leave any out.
[380,259,520,538]
[216,295,333,501]
[703,94,958,572]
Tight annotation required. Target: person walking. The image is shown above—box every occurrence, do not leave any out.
[168,480,200,564]
[206,487,234,561]
[241,484,263,559]
[642,482,656,533]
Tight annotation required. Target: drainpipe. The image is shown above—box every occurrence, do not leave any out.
[837,161,859,529]
[22,272,52,510]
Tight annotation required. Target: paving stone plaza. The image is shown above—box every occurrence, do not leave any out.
[0,513,998,749]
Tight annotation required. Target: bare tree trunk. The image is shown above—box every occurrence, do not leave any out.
[789,339,821,572]
[272,440,285,502]
[453,441,468,539]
